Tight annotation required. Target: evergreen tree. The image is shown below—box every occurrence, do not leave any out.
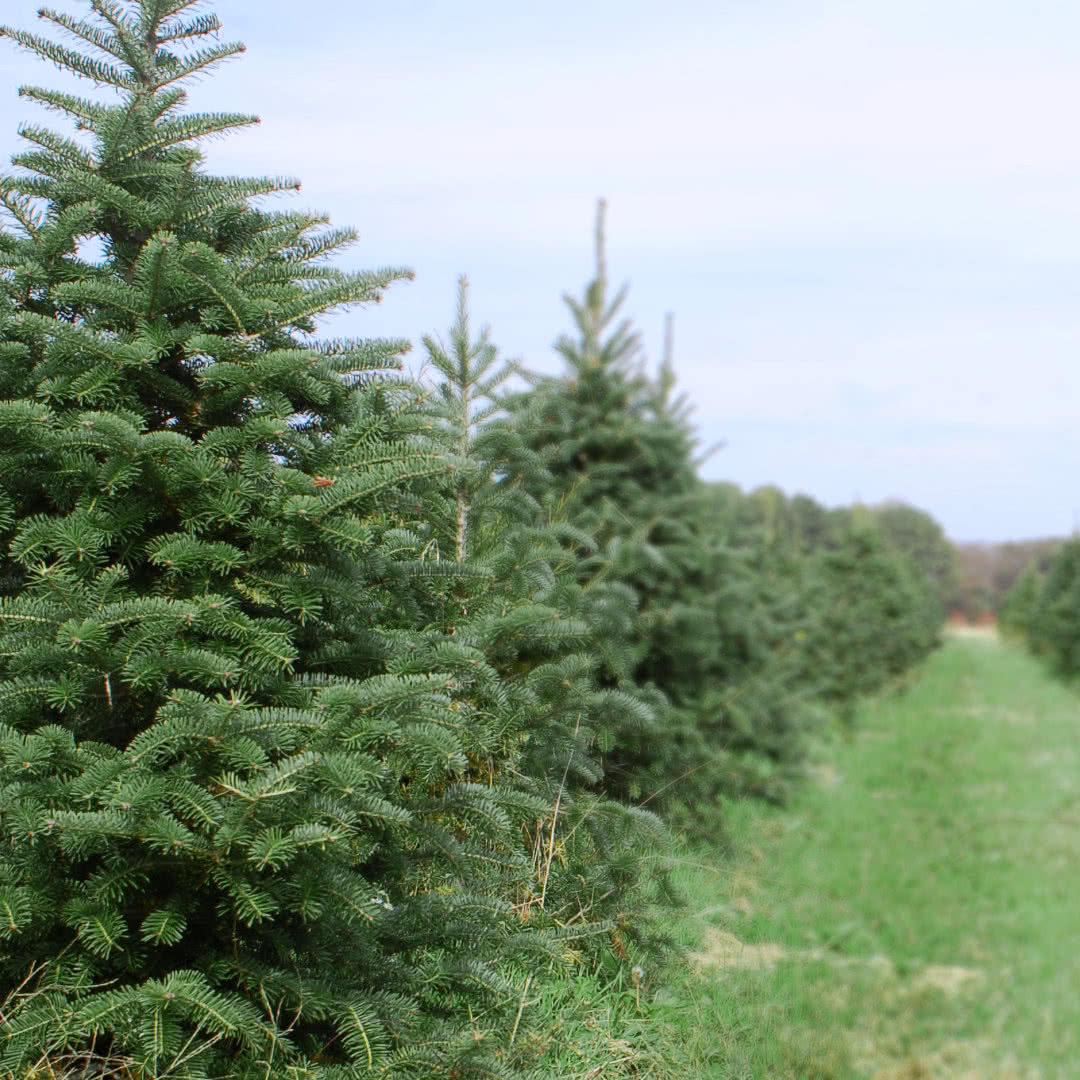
[417,277,672,967]
[1029,537,1080,677]
[999,562,1042,646]
[783,493,833,552]
[0,6,570,1076]
[504,204,695,798]
[512,201,699,531]
[872,500,957,614]
[800,523,940,713]
[508,205,817,808]
[507,200,943,800]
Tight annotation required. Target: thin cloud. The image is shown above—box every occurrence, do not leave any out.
[1,0,1076,539]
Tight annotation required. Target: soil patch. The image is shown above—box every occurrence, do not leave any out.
[691,929,788,972]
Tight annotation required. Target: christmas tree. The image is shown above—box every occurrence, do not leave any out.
[417,276,673,977]
[0,4,579,1075]
[1029,537,1080,676]
[999,562,1042,646]
[508,204,813,807]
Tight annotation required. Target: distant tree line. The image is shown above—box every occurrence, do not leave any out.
[949,538,1064,622]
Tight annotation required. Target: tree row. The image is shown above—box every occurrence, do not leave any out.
[0,4,942,1076]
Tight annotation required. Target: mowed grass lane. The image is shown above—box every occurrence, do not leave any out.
[662,632,1080,1078]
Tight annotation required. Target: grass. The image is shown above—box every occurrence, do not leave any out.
[540,631,1080,1077]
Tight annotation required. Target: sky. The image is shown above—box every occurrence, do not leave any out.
[2,0,1079,541]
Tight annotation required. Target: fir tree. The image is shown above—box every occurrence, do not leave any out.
[521,201,699,529]
[508,204,814,807]
[800,522,940,712]
[503,203,693,799]
[1029,536,1080,677]
[999,562,1042,646]
[417,277,673,976]
[872,501,957,614]
[0,5,566,1076]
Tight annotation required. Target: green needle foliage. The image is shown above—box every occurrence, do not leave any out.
[505,203,938,811]
[0,5,596,1077]
[504,203,705,801]
[416,276,674,958]
[871,500,957,613]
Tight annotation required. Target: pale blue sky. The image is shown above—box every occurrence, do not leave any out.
[3,0,1080,540]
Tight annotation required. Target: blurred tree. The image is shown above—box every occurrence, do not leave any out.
[872,501,956,610]
[950,538,1063,621]
[999,563,1042,645]
[1029,537,1080,677]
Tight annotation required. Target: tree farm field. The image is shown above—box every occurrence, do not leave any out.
[658,632,1080,1078]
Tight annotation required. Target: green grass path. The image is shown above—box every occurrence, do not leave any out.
[663,632,1080,1079]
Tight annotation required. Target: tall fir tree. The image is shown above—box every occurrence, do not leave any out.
[515,201,699,533]
[0,5,579,1076]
